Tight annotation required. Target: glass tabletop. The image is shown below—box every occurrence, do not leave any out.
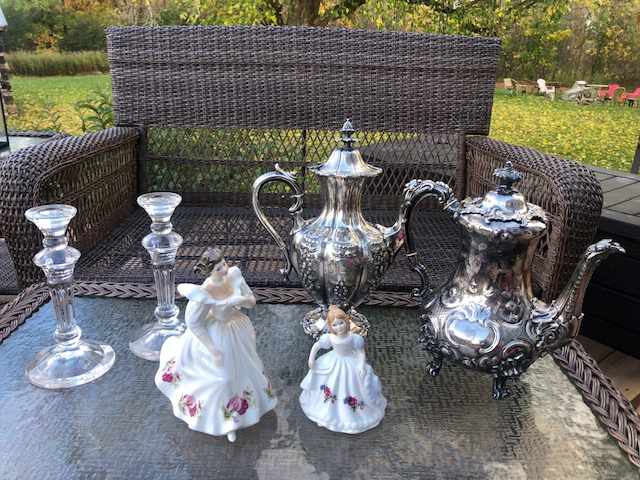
[0,297,636,479]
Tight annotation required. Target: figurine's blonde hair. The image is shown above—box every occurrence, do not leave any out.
[326,305,350,334]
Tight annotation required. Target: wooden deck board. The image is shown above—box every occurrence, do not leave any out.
[597,351,640,405]
[591,166,640,221]
[575,336,640,411]
[594,172,614,181]
[600,176,637,193]
[603,185,640,208]
[577,335,615,363]
[609,196,640,215]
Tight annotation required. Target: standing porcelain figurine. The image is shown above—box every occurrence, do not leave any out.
[155,247,277,442]
[299,306,386,434]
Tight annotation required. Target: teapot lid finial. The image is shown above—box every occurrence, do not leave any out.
[312,119,381,178]
[494,161,522,195]
[340,119,356,150]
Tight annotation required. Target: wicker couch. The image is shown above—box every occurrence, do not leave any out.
[0,26,602,303]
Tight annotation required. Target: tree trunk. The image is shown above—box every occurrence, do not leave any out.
[285,0,322,25]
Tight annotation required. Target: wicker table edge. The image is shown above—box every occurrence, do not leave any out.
[1,281,639,469]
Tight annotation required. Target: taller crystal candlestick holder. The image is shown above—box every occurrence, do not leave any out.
[25,204,115,389]
[129,192,185,361]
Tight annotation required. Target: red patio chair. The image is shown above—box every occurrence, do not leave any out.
[619,87,640,106]
[598,83,625,101]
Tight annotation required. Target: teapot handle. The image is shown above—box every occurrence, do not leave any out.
[252,164,304,280]
[400,179,459,298]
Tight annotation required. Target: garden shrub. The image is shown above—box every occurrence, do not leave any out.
[58,11,110,52]
[75,90,114,132]
[6,51,109,76]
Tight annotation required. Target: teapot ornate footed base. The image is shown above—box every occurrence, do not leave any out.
[492,377,512,400]
[419,320,527,400]
[302,307,370,339]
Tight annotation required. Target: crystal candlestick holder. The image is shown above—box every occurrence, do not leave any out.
[129,192,185,361]
[25,204,115,389]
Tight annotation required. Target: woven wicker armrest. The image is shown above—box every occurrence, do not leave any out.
[0,127,140,288]
[465,136,603,301]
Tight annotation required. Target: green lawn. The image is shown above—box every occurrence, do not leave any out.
[491,90,640,172]
[7,75,640,172]
[9,74,111,134]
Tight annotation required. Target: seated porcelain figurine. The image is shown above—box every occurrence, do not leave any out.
[299,305,387,434]
[155,247,277,442]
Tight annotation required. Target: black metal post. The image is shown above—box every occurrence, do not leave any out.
[136,125,147,195]
[631,135,640,175]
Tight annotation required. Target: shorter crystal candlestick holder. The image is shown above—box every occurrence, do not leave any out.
[25,204,115,389]
[129,192,186,361]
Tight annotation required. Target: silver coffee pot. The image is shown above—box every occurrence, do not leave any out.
[417,162,624,398]
[252,120,450,336]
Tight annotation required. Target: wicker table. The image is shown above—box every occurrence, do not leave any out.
[1,283,639,479]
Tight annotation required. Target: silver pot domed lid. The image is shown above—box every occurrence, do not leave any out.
[312,120,382,178]
[457,162,547,239]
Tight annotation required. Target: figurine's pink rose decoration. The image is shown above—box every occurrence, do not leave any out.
[182,395,198,417]
[238,398,249,415]
[343,395,364,411]
[222,391,253,421]
[320,384,337,403]
[180,394,201,417]
[227,395,249,415]
[161,359,180,384]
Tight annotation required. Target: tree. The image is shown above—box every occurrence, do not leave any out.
[262,0,553,29]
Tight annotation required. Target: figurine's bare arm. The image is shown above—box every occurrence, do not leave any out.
[226,267,256,309]
[308,334,332,370]
[354,335,367,377]
[307,341,323,370]
[185,300,222,363]
[226,290,255,309]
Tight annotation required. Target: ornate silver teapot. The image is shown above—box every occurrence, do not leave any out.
[252,120,449,336]
[418,162,624,399]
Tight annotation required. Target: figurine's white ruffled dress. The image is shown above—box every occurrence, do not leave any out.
[155,248,276,442]
[300,306,386,434]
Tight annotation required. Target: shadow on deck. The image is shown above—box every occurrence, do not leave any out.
[583,166,640,359]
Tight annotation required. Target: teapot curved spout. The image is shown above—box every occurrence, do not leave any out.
[532,239,625,351]
[384,179,460,298]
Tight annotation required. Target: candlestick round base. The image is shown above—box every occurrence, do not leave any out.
[26,339,115,389]
[129,319,186,361]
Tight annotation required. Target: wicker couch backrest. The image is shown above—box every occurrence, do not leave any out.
[107,26,500,135]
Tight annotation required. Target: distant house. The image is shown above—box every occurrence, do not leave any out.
[0,7,15,114]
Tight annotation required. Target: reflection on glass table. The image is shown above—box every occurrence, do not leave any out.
[0,294,637,479]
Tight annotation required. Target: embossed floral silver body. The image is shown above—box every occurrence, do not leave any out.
[253,121,450,336]
[418,162,624,399]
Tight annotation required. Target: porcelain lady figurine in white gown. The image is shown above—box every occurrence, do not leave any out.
[155,247,277,442]
[299,306,386,434]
